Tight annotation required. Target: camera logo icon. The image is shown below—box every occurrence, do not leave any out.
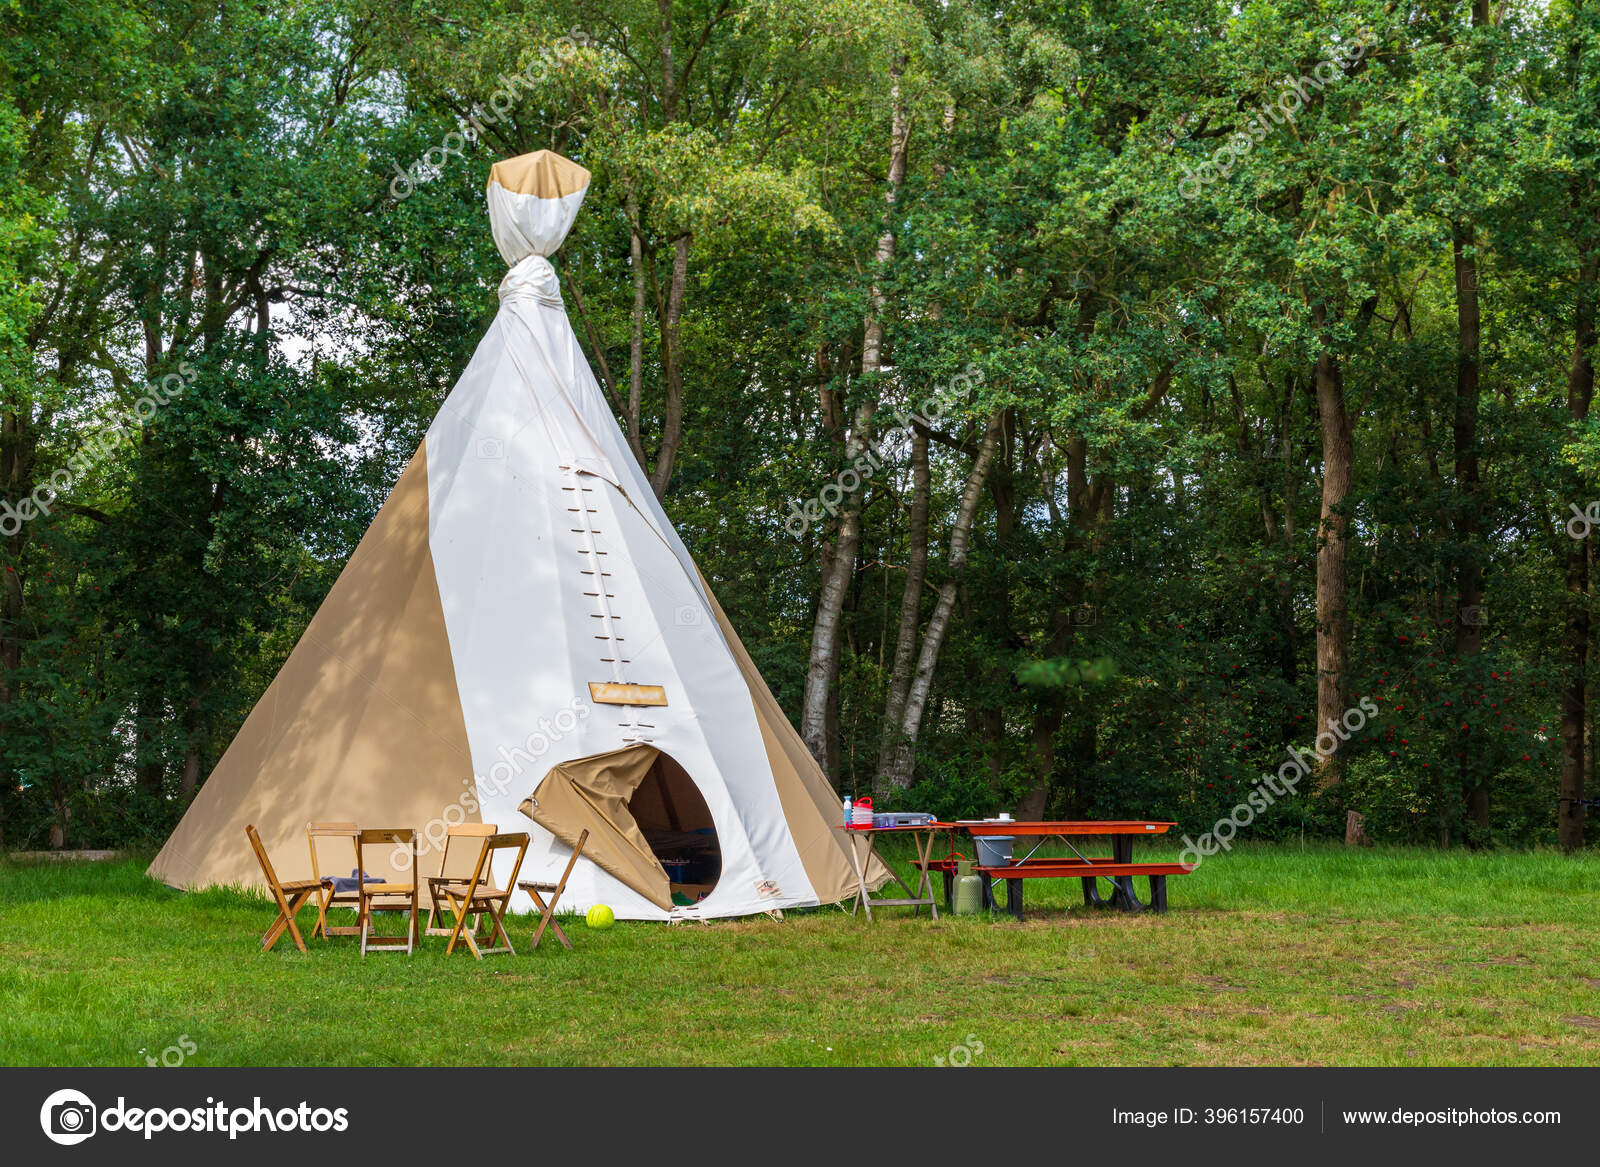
[476,436,507,460]
[674,605,703,627]
[40,1088,97,1145]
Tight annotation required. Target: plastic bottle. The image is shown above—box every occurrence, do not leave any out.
[843,796,852,829]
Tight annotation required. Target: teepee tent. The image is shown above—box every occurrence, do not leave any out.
[149,150,885,920]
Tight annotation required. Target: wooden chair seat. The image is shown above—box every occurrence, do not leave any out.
[431,880,510,900]
[357,829,419,955]
[436,832,529,959]
[361,881,416,895]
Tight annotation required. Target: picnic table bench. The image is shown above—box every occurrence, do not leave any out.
[917,820,1193,918]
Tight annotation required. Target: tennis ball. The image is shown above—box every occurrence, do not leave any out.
[585,904,615,929]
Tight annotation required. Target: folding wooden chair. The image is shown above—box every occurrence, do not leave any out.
[423,823,497,938]
[354,828,419,956]
[436,833,529,959]
[245,825,321,954]
[306,821,360,939]
[517,829,589,950]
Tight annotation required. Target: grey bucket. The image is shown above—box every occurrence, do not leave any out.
[973,835,1014,867]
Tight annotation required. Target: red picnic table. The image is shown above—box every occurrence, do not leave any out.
[937,820,1192,918]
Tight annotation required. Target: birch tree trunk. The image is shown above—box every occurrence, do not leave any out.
[800,398,874,777]
[648,233,690,498]
[627,189,646,455]
[881,409,1003,790]
[799,57,909,773]
[877,424,930,778]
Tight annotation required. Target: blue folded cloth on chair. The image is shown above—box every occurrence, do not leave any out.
[326,868,380,894]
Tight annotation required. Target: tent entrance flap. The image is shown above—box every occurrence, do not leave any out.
[519,745,720,911]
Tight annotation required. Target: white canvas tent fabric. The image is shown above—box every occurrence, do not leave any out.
[149,150,885,921]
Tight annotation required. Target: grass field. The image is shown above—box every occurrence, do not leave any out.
[4,843,1600,1067]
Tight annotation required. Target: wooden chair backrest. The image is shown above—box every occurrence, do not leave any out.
[437,822,498,881]
[357,828,417,884]
[246,824,282,891]
[306,821,358,884]
[456,832,530,897]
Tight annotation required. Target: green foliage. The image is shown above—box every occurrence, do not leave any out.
[5,0,1600,856]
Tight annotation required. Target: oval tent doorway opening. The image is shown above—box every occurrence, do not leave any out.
[628,751,721,906]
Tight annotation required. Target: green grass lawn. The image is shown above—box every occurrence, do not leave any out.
[4,843,1600,1067]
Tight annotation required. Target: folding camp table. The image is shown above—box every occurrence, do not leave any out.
[835,822,950,922]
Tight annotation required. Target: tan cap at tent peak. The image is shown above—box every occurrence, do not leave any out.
[489,150,591,200]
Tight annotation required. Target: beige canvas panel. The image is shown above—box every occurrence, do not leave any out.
[488,149,591,199]
[695,571,892,900]
[520,744,673,910]
[146,444,478,896]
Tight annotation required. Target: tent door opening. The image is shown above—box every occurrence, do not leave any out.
[628,752,721,906]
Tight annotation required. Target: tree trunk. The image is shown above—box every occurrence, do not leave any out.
[136,692,166,798]
[876,425,930,779]
[980,428,1018,795]
[859,58,908,381]
[1312,307,1354,794]
[180,691,205,796]
[49,796,67,849]
[648,233,690,498]
[626,190,646,456]
[1453,224,1489,831]
[1561,245,1598,850]
[799,59,909,771]
[881,410,1003,789]
[0,398,34,839]
[1015,413,1115,817]
[800,399,873,778]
